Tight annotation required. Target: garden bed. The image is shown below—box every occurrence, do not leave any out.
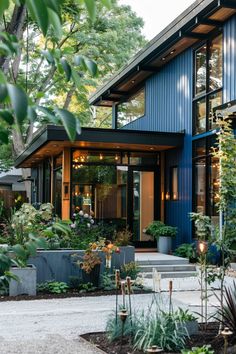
[0,288,152,302]
[81,323,236,354]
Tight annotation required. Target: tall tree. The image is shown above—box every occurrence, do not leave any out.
[0,0,146,172]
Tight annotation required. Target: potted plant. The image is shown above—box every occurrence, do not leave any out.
[9,234,47,296]
[79,249,102,287]
[173,308,198,336]
[146,220,177,254]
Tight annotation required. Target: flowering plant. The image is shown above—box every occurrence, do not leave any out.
[89,238,120,268]
[80,249,102,274]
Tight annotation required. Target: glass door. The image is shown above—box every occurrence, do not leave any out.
[128,167,159,246]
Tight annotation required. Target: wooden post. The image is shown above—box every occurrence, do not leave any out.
[61,148,71,220]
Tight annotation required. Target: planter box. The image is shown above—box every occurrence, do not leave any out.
[157,236,172,254]
[178,320,199,336]
[28,246,135,284]
[9,264,36,296]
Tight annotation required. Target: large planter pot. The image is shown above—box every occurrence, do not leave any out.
[82,264,100,287]
[9,264,37,296]
[157,236,172,254]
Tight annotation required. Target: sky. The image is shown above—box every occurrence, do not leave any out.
[119,0,196,40]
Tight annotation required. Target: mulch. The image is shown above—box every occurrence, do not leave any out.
[81,323,236,354]
[0,288,152,302]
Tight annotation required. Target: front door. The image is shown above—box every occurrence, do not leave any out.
[128,167,159,247]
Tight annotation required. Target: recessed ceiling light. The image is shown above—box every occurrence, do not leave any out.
[150,147,154,150]
[161,57,166,61]
[131,80,135,84]
[116,146,120,149]
[53,144,58,147]
[170,50,175,55]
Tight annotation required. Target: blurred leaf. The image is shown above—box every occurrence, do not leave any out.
[25,241,37,257]
[41,49,55,64]
[0,70,6,84]
[54,108,80,141]
[84,58,97,76]
[27,106,37,122]
[74,55,85,67]
[0,110,14,125]
[71,69,81,88]
[12,244,26,259]
[84,0,96,22]
[0,130,8,144]
[0,84,7,102]
[7,84,28,125]
[53,222,71,235]
[101,0,111,9]
[48,8,62,39]
[60,58,72,81]
[44,0,60,13]
[25,0,49,36]
[0,0,9,18]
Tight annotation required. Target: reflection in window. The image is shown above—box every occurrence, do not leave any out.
[170,166,178,200]
[209,90,222,130]
[195,97,206,134]
[117,89,145,128]
[72,165,127,228]
[195,46,207,96]
[194,158,206,214]
[209,34,223,92]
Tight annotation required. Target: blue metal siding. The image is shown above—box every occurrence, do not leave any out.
[224,15,236,103]
[125,49,193,246]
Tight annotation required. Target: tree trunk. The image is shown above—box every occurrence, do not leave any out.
[0,5,27,74]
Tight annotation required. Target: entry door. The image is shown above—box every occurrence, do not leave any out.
[128,167,159,247]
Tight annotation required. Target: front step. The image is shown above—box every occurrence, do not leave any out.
[139,264,196,273]
[141,270,198,279]
[136,258,189,266]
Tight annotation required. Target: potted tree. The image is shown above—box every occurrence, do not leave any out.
[146,221,177,254]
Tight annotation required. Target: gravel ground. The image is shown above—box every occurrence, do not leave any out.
[0,284,229,354]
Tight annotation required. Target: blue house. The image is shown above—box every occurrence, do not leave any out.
[15,0,236,248]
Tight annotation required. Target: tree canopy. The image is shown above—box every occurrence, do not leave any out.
[0,0,146,171]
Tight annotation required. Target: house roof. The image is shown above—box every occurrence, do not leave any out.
[15,125,185,168]
[0,175,22,186]
[89,0,236,107]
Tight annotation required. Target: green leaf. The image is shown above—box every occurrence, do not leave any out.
[0,129,9,144]
[37,106,59,124]
[27,106,37,122]
[74,55,85,67]
[60,58,72,81]
[0,0,9,18]
[54,108,80,141]
[84,0,96,22]
[25,0,49,36]
[84,58,97,76]
[0,84,7,102]
[0,110,14,125]
[12,244,26,259]
[53,222,71,235]
[25,241,37,257]
[71,69,81,88]
[7,84,28,125]
[48,8,62,40]
[41,49,55,64]
[44,0,60,13]
[101,0,111,9]
[0,70,6,84]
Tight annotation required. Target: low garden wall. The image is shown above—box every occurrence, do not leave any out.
[28,246,135,284]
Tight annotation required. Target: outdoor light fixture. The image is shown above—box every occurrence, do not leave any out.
[221,327,233,354]
[99,153,103,160]
[115,154,119,161]
[165,192,170,200]
[197,240,208,254]
[145,346,163,353]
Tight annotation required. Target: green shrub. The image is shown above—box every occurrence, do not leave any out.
[106,310,133,342]
[68,276,81,289]
[101,272,116,291]
[181,345,214,354]
[37,281,69,294]
[114,227,132,246]
[146,221,177,239]
[120,262,140,280]
[133,310,187,352]
[78,282,96,293]
[174,243,197,261]
[171,308,197,322]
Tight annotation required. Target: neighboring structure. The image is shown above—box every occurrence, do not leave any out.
[15,0,236,248]
[0,168,27,208]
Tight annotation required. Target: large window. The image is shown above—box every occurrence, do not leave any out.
[193,34,223,135]
[193,137,219,224]
[117,88,145,128]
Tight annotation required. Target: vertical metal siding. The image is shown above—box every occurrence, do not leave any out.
[224,15,236,103]
[125,49,193,246]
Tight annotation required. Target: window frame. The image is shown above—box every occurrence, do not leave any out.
[193,33,223,135]
[117,86,146,128]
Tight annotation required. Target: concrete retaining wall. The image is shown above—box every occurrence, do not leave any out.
[29,246,135,284]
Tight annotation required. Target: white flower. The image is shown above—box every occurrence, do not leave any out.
[87,223,91,228]
[70,223,76,229]
[84,213,89,218]
[79,210,84,216]
[90,219,94,224]
[73,213,77,217]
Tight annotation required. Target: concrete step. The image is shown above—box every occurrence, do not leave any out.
[141,270,198,279]
[136,258,189,266]
[139,264,196,273]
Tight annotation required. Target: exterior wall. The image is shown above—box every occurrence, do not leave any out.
[124,49,193,246]
[224,15,236,103]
